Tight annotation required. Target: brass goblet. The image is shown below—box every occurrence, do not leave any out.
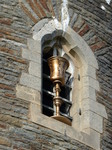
[48,56,71,125]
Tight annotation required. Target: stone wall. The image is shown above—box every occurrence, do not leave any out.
[0,0,112,150]
[95,47,112,150]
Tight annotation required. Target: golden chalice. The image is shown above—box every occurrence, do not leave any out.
[48,56,71,125]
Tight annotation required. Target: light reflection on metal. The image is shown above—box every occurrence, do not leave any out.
[48,56,71,126]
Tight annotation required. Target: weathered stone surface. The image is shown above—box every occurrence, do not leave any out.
[32,18,49,33]
[82,65,96,79]
[27,38,41,53]
[0,136,12,147]
[29,61,41,78]
[95,47,112,150]
[81,111,103,133]
[82,98,108,119]
[0,114,22,127]
[66,126,100,150]
[16,84,40,104]
[0,0,112,150]
[64,27,99,69]
[81,86,96,101]
[82,76,100,91]
[22,47,41,64]
[20,72,41,91]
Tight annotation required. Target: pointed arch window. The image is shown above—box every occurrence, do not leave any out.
[16,18,108,150]
[42,38,74,125]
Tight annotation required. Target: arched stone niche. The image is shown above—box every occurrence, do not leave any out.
[16,18,108,150]
[42,36,75,120]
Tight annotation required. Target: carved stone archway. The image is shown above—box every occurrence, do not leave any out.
[16,18,107,150]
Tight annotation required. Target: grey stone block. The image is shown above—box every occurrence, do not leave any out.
[29,61,41,78]
[22,48,41,64]
[32,18,49,33]
[20,72,41,91]
[27,38,41,54]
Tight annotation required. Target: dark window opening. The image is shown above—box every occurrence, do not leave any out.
[42,48,72,122]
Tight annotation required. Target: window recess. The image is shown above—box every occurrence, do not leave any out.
[42,46,73,125]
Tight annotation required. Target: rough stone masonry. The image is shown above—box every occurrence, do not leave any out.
[0,0,112,150]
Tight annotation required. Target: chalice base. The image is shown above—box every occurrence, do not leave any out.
[51,115,71,126]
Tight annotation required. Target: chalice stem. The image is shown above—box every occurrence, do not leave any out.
[55,83,61,97]
[56,104,60,116]
[54,83,61,116]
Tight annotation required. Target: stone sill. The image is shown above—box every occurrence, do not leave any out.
[30,104,100,150]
